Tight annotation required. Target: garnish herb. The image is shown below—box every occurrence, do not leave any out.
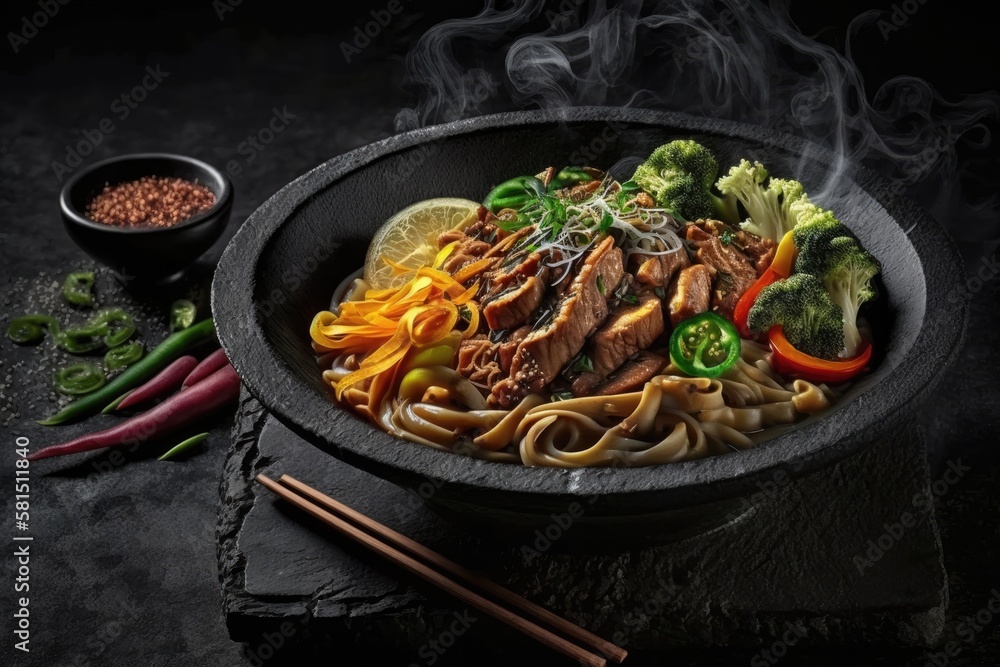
[573,354,594,374]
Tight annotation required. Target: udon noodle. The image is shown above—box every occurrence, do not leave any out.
[318,306,837,468]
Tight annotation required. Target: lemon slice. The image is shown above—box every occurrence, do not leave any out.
[364,197,480,290]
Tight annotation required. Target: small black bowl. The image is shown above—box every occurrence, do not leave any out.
[60,153,233,284]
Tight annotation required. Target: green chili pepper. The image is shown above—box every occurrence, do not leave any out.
[669,312,742,378]
[53,362,106,396]
[547,166,595,191]
[482,175,545,213]
[56,323,108,354]
[90,308,136,347]
[39,318,216,425]
[105,341,144,370]
[62,272,96,307]
[158,432,209,461]
[170,299,198,331]
[7,315,59,344]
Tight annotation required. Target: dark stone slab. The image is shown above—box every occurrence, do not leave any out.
[218,391,947,656]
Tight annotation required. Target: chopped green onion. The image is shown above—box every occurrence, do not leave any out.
[105,342,144,370]
[622,294,639,304]
[573,355,594,373]
[654,286,666,299]
[596,275,605,295]
[599,213,614,233]
[550,390,574,402]
[53,362,106,396]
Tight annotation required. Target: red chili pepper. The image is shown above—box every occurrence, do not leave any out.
[181,347,229,389]
[733,231,797,338]
[113,355,199,411]
[767,326,872,384]
[27,364,240,461]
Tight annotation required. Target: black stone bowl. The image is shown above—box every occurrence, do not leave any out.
[212,108,967,544]
[60,153,233,284]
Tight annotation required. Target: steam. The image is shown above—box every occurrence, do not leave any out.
[395,0,999,264]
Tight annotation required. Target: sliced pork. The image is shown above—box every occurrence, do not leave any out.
[686,225,757,320]
[491,235,624,407]
[592,351,668,396]
[667,264,713,328]
[571,295,665,396]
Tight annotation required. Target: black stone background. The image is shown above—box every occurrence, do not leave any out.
[0,1,997,665]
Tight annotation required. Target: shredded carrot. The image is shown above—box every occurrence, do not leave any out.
[310,254,480,404]
[452,256,494,284]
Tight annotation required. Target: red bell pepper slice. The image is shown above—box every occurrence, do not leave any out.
[733,230,798,338]
[767,326,872,384]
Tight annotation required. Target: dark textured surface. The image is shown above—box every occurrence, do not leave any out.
[0,9,996,667]
[221,397,949,654]
[212,108,966,528]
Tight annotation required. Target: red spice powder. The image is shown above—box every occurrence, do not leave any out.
[85,176,216,228]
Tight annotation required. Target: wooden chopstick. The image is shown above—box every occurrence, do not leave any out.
[255,474,620,667]
[277,473,627,663]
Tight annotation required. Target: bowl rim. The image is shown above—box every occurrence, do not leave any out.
[59,152,233,235]
[212,107,968,503]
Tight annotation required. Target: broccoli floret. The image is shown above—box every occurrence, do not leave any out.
[632,140,738,222]
[715,159,814,244]
[791,206,845,251]
[747,273,845,360]
[795,235,880,358]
